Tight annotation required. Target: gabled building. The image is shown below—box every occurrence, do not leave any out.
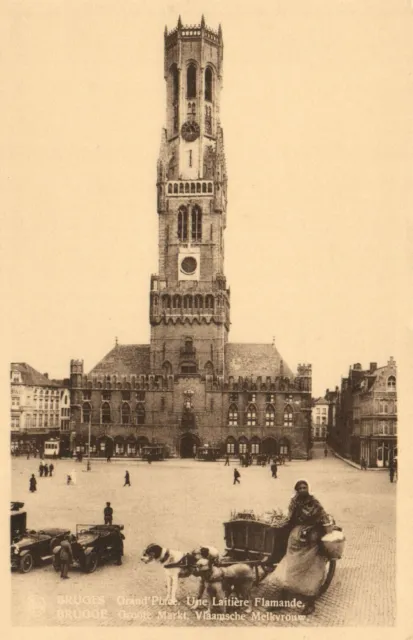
[311,397,328,441]
[330,358,397,467]
[69,17,313,460]
[10,363,70,453]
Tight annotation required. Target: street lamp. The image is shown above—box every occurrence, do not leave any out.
[87,416,91,471]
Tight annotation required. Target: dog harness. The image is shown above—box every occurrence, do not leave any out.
[160,549,170,564]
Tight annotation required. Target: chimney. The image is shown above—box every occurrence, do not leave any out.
[369,362,377,373]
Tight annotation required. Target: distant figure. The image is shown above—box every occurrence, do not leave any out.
[49,463,54,477]
[39,463,44,477]
[26,451,30,460]
[124,470,131,487]
[44,464,49,477]
[53,452,57,460]
[29,474,37,492]
[67,475,72,485]
[224,455,230,466]
[389,463,395,483]
[324,448,328,458]
[147,455,152,464]
[233,468,241,485]
[107,454,111,462]
[271,461,278,478]
[104,502,113,524]
[360,457,367,470]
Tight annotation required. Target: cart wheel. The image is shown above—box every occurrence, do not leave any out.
[20,553,34,574]
[318,559,336,595]
[84,552,98,573]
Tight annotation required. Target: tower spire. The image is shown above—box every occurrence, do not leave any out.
[201,14,205,28]
[177,15,182,29]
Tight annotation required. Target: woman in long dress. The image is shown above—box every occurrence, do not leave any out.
[269,479,333,615]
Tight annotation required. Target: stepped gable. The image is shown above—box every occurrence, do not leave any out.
[88,344,150,376]
[12,363,59,387]
[225,343,293,379]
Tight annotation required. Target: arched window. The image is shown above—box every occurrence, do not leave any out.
[184,295,193,309]
[187,63,197,99]
[226,436,236,454]
[228,404,238,426]
[171,64,179,103]
[191,205,202,241]
[172,295,181,309]
[178,206,188,241]
[162,294,171,309]
[194,295,203,310]
[204,361,214,375]
[82,402,91,424]
[205,295,214,311]
[136,403,145,425]
[101,402,111,424]
[283,405,293,427]
[247,404,257,426]
[121,403,131,425]
[205,105,212,134]
[379,400,388,414]
[205,67,213,102]
[162,361,172,376]
[187,101,196,119]
[265,405,275,427]
[387,376,396,389]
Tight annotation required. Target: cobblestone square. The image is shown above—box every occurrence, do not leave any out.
[11,445,396,627]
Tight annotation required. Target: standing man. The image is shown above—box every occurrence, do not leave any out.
[29,474,37,492]
[324,447,328,458]
[39,462,44,477]
[104,502,113,524]
[59,534,73,579]
[224,455,230,466]
[233,468,241,485]
[360,457,367,470]
[44,464,49,477]
[124,470,131,487]
[271,460,278,478]
[49,463,54,477]
[389,462,395,483]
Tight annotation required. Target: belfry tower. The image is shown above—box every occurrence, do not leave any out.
[150,16,230,378]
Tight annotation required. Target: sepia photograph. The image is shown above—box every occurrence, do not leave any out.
[4,0,410,633]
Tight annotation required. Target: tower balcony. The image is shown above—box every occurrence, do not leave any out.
[167,180,214,196]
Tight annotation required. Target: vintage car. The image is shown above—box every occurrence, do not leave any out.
[53,524,125,573]
[10,502,70,573]
[141,445,166,461]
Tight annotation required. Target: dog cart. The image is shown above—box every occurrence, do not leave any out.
[220,510,338,595]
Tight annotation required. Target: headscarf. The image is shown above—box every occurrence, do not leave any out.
[294,479,309,493]
[288,479,329,526]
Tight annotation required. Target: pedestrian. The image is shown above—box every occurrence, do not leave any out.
[29,474,37,492]
[67,474,72,485]
[233,468,241,485]
[107,454,111,462]
[39,463,44,477]
[124,470,131,487]
[271,461,278,478]
[26,451,30,460]
[49,463,54,477]
[324,448,328,458]
[389,463,395,483]
[360,457,367,470]
[59,534,73,579]
[224,455,230,466]
[104,502,113,525]
[44,464,49,477]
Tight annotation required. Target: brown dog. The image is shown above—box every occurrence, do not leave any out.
[192,559,254,613]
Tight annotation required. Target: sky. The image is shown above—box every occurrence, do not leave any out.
[3,0,411,398]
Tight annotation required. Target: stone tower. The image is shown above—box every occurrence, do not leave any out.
[150,16,230,378]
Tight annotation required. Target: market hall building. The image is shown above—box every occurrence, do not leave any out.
[68,17,312,460]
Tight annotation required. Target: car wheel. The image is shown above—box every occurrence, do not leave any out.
[318,559,336,595]
[20,553,34,574]
[84,552,98,573]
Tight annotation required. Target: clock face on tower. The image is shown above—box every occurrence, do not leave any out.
[181,120,200,142]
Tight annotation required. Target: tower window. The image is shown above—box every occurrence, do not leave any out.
[101,402,111,424]
[172,64,179,103]
[265,405,275,427]
[247,404,257,426]
[178,206,188,241]
[187,101,196,119]
[187,63,197,99]
[136,403,145,425]
[122,403,131,424]
[205,67,213,102]
[284,405,293,427]
[205,105,212,135]
[228,404,238,427]
[191,205,202,241]
[188,150,193,168]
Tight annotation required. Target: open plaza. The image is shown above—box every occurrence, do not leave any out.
[11,444,396,627]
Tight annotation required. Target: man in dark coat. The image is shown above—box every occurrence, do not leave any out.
[271,461,278,478]
[389,462,395,483]
[39,463,44,477]
[224,455,230,466]
[124,470,131,487]
[49,463,54,477]
[233,468,241,485]
[44,464,49,477]
[59,535,73,579]
[104,502,113,524]
[29,474,37,492]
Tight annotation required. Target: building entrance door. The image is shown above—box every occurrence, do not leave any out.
[180,433,200,458]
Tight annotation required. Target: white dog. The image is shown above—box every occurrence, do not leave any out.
[141,543,190,605]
